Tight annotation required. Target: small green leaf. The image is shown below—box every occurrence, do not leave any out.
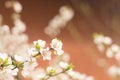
[66,63,74,70]
[35,42,40,50]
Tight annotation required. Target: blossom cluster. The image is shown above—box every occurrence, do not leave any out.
[44,5,74,37]
[0,0,95,80]
[93,33,120,79]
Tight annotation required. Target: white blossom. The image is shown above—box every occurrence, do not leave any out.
[67,70,94,80]
[50,38,64,55]
[22,58,38,77]
[59,61,68,69]
[14,54,24,62]
[13,1,22,13]
[59,6,74,21]
[110,44,120,53]
[5,65,19,76]
[106,48,114,58]
[46,66,56,74]
[28,48,39,57]
[12,19,26,34]
[108,66,120,77]
[40,48,52,60]
[103,36,112,45]
[34,39,46,48]
[31,68,46,80]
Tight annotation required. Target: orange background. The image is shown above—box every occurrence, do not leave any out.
[1,0,120,80]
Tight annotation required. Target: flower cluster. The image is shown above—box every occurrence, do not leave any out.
[93,33,112,52]
[108,65,120,78]
[44,6,74,37]
[0,0,95,80]
[93,33,120,79]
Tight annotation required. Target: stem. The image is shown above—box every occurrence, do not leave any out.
[45,70,67,80]
[33,52,41,57]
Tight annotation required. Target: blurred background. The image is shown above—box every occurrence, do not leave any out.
[0,0,120,80]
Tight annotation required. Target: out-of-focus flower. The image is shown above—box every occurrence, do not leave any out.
[94,33,120,78]
[93,33,112,45]
[22,58,38,77]
[106,44,120,62]
[5,1,22,13]
[59,6,74,21]
[67,70,94,80]
[0,25,10,34]
[30,68,46,80]
[108,65,120,78]
[0,70,15,80]
[44,6,74,37]
[93,33,112,52]
[13,1,22,13]
[14,54,24,62]
[12,19,26,34]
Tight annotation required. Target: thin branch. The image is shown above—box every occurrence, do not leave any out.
[45,70,66,80]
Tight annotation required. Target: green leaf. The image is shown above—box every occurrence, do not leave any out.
[35,42,40,50]
[66,63,74,70]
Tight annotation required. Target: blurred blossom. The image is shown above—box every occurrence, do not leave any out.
[115,52,120,63]
[106,48,114,58]
[12,19,26,34]
[94,33,120,79]
[67,70,94,80]
[59,6,74,21]
[13,1,22,13]
[103,36,112,45]
[0,25,10,34]
[62,53,70,62]
[97,44,105,52]
[106,44,120,62]
[5,1,22,13]
[108,66,120,78]
[44,6,74,37]
[93,33,112,45]
[93,33,112,52]
[22,58,38,77]
[30,68,46,80]
[14,54,25,62]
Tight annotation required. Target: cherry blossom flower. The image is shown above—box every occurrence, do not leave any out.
[40,48,52,60]
[50,38,64,55]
